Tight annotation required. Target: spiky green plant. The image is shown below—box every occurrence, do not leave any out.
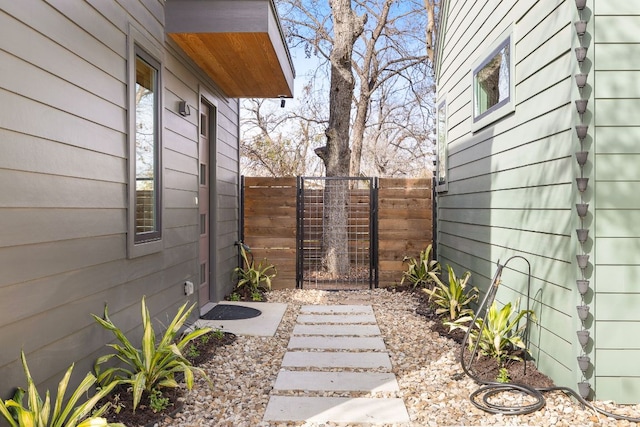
[0,351,123,427]
[400,244,440,289]
[423,264,478,321]
[92,297,211,410]
[233,244,276,294]
[469,300,536,364]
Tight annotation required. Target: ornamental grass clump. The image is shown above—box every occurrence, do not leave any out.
[0,351,122,427]
[92,297,212,411]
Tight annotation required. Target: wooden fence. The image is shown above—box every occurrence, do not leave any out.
[241,177,433,289]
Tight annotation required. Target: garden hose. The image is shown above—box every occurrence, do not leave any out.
[459,256,640,422]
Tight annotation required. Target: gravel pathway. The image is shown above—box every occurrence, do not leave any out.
[164,289,640,426]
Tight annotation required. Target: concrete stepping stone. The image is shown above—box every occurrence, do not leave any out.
[296,314,377,324]
[293,324,381,336]
[281,351,392,369]
[288,336,386,350]
[301,305,374,314]
[274,370,399,392]
[263,396,410,423]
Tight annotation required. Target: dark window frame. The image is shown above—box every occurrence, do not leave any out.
[133,46,162,244]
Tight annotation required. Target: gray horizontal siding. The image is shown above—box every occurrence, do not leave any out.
[0,0,241,399]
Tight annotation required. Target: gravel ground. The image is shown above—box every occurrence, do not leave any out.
[163,289,640,426]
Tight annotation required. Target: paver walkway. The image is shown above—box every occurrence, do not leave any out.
[263,305,410,424]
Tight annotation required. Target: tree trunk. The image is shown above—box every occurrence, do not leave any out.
[424,0,437,64]
[349,93,370,177]
[315,0,366,278]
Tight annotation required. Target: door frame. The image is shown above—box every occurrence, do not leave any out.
[198,87,218,306]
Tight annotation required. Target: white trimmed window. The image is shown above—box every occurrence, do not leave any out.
[472,27,515,131]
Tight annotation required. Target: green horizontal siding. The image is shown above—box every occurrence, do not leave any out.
[595,266,640,293]
[595,294,640,321]
[595,325,640,350]
[594,44,640,71]
[595,377,640,405]
[595,0,640,14]
[595,16,640,43]
[596,127,640,154]
[597,99,640,126]
[596,210,640,238]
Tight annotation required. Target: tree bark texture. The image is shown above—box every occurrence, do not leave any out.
[424,0,437,64]
[316,0,366,277]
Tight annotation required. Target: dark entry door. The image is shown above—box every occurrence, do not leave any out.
[296,177,378,290]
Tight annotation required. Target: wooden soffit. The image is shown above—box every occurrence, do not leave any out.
[166,0,295,98]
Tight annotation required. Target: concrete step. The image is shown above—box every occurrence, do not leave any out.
[301,305,374,314]
[296,313,377,324]
[274,370,399,392]
[293,323,381,336]
[288,336,386,350]
[263,396,411,424]
[281,351,392,369]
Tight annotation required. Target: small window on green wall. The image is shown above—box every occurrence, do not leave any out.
[472,27,515,131]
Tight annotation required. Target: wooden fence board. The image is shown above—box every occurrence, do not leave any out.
[242,177,433,289]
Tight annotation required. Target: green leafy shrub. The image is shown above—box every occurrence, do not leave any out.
[496,367,511,383]
[400,244,440,289]
[92,297,212,410]
[0,351,122,427]
[233,244,276,295]
[468,300,535,364]
[423,264,478,321]
[148,389,169,413]
[212,328,224,340]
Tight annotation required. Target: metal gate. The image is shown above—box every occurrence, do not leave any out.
[296,177,378,289]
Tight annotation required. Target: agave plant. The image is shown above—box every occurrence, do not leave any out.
[0,351,122,427]
[469,300,536,363]
[423,264,477,321]
[233,243,276,295]
[92,297,212,410]
[400,244,440,289]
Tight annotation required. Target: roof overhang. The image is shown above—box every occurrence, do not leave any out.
[166,0,295,98]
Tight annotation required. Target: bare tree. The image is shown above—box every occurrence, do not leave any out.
[280,0,434,178]
[315,0,366,277]
[240,96,325,177]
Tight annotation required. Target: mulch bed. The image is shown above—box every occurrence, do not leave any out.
[403,285,555,389]
[98,330,236,427]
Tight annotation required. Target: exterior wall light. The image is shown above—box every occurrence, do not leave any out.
[178,100,190,117]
